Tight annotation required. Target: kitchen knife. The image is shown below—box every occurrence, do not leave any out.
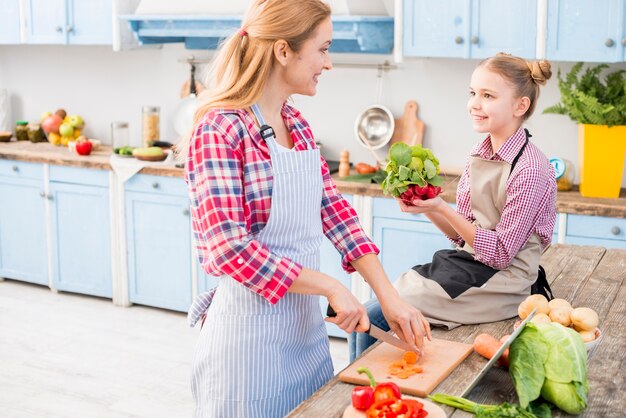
[326,305,417,352]
[460,308,537,397]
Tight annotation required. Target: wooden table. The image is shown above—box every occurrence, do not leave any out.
[288,244,626,417]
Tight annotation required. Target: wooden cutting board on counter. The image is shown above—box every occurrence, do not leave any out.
[338,338,472,397]
[390,100,425,147]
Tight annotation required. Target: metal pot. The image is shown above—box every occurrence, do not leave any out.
[172,63,198,138]
[354,105,395,150]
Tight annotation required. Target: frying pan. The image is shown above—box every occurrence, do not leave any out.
[172,63,199,138]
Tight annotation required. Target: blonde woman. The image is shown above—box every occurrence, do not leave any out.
[181,0,430,416]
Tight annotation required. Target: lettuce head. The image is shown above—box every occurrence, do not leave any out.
[509,322,588,415]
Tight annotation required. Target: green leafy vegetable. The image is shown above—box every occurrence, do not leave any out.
[509,322,588,415]
[428,394,550,418]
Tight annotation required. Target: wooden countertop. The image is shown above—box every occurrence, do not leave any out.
[288,244,626,417]
[1,141,625,217]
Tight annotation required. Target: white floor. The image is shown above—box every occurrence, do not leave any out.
[0,279,349,418]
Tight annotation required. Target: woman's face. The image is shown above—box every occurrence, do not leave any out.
[283,17,333,96]
[467,66,525,138]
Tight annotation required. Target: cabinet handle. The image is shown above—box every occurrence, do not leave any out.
[56,26,63,33]
[471,36,479,45]
[611,226,621,236]
[182,208,190,216]
[66,25,74,34]
[12,165,18,172]
[606,38,615,47]
[454,36,463,44]
[39,190,45,198]
[46,193,53,201]
[152,182,159,189]
[622,38,626,47]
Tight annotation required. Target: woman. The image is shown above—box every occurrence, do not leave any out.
[351,53,557,360]
[181,1,430,416]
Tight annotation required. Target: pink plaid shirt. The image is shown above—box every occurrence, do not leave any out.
[453,127,557,270]
[185,103,379,304]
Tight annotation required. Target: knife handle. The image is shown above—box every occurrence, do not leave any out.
[326,304,337,318]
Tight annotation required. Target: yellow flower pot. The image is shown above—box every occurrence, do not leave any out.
[578,124,626,198]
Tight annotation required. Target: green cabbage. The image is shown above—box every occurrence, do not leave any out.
[509,322,588,415]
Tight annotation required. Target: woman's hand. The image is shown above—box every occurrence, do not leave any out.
[396,196,445,215]
[324,284,370,334]
[379,295,432,354]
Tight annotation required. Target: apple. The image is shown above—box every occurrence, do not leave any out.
[41,114,63,134]
[75,138,92,156]
[59,122,74,137]
[41,111,52,120]
[68,115,84,128]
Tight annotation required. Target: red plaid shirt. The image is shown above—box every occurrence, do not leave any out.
[185,103,378,304]
[453,127,557,270]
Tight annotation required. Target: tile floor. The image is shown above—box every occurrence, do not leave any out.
[0,279,349,418]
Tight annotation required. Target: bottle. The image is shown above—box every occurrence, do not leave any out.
[339,149,350,177]
[142,106,160,147]
[111,121,130,149]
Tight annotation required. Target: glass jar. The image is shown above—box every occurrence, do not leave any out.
[550,157,574,191]
[27,123,46,143]
[15,121,29,141]
[111,121,130,149]
[142,106,160,147]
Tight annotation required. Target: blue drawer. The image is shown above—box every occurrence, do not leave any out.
[49,165,109,187]
[0,160,43,180]
[373,197,430,222]
[566,215,626,242]
[125,174,188,196]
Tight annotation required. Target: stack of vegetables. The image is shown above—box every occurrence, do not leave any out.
[381,143,444,205]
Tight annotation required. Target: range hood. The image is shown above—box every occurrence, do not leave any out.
[119,0,394,54]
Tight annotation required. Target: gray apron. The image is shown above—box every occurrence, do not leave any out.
[188,104,333,417]
[394,131,541,328]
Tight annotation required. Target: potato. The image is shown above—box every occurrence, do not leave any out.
[570,307,599,331]
[518,294,550,319]
[531,313,552,324]
[549,308,572,327]
[548,298,572,311]
[578,329,597,343]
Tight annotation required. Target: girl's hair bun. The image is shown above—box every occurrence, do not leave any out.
[528,60,552,86]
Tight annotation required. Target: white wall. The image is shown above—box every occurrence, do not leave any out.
[1,44,625,186]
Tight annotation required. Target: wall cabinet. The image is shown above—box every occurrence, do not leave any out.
[49,166,112,298]
[403,0,536,59]
[0,0,21,44]
[0,161,48,285]
[546,0,626,63]
[124,174,192,312]
[23,0,112,45]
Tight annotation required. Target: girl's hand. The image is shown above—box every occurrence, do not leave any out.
[379,295,432,354]
[396,196,445,214]
[324,285,370,334]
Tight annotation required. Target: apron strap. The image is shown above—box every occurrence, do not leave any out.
[510,129,531,174]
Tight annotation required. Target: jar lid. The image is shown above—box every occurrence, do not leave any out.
[16,121,28,126]
[111,121,129,128]
[549,157,566,180]
[142,106,160,112]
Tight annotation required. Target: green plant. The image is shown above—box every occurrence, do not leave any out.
[543,62,626,126]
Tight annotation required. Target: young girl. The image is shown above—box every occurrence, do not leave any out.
[351,53,557,360]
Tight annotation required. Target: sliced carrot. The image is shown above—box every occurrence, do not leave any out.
[390,359,407,368]
[403,351,418,365]
[387,351,423,379]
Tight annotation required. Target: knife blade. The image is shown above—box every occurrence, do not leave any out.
[326,305,417,352]
[460,308,537,397]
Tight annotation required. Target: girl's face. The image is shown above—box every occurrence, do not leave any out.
[467,66,526,139]
[283,17,333,96]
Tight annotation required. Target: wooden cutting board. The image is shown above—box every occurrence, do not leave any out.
[390,100,425,147]
[338,338,472,397]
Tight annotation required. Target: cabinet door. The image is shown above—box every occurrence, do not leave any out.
[126,191,192,312]
[565,214,626,249]
[23,0,67,44]
[547,0,623,62]
[403,0,470,58]
[49,182,112,297]
[67,0,112,45]
[0,176,48,285]
[471,0,537,59]
[0,0,21,44]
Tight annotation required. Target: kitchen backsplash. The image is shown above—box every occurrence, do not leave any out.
[1,44,626,186]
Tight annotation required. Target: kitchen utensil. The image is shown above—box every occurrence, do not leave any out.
[338,338,473,397]
[327,305,415,351]
[172,63,199,138]
[355,105,394,151]
[342,396,446,418]
[390,100,424,147]
[460,308,537,398]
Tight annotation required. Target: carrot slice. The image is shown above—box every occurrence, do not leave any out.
[403,351,418,365]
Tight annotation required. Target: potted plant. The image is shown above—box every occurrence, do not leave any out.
[544,63,626,198]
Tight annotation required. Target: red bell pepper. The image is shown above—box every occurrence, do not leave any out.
[352,385,375,411]
[365,398,419,418]
[357,367,402,403]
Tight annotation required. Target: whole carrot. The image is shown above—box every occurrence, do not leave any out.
[473,333,509,367]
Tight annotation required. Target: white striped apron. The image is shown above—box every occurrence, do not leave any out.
[189,104,333,417]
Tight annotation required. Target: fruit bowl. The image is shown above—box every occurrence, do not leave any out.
[134,152,168,162]
[0,131,13,142]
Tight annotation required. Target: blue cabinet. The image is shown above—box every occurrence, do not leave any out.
[0,0,21,44]
[403,0,536,59]
[565,214,626,249]
[125,175,192,312]
[23,0,112,45]
[0,161,48,285]
[547,0,625,62]
[48,166,112,297]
